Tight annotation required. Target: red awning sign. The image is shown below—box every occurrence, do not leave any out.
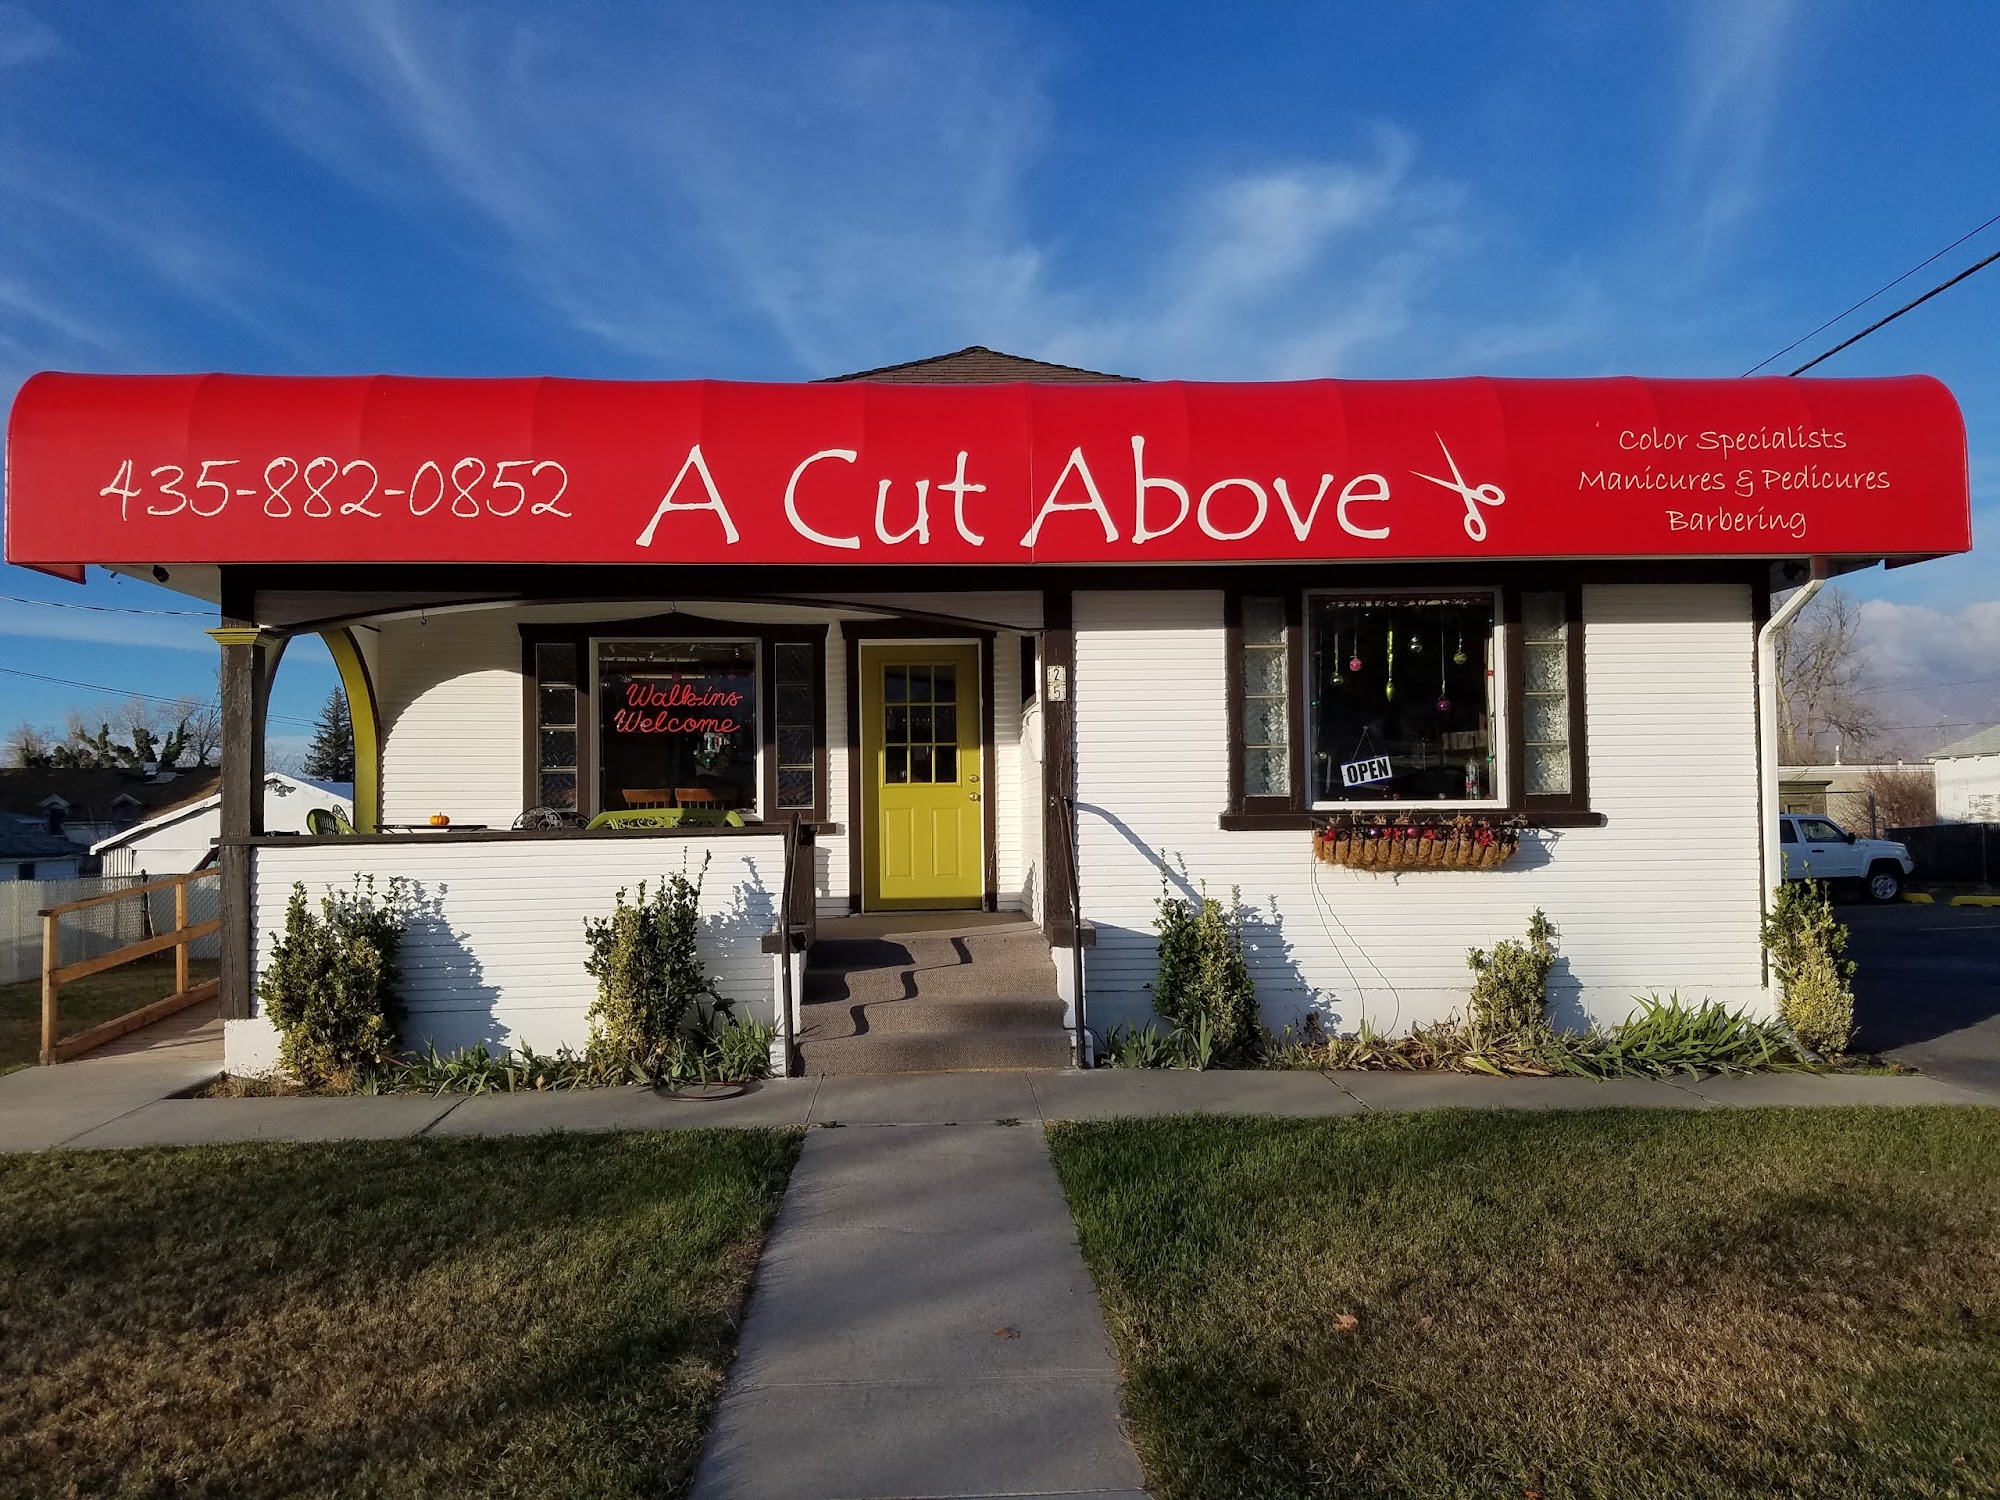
[4,373,1971,575]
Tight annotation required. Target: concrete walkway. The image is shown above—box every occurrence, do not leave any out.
[1,1061,1994,1152]
[690,1123,1148,1500]
[0,1001,221,1151]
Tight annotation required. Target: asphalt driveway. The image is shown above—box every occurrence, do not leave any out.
[1846,902,2000,1095]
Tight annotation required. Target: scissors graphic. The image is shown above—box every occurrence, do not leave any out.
[1411,434,1506,542]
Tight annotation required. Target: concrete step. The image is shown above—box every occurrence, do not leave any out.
[803,958,1059,1006]
[798,1027,1075,1075]
[797,913,1071,1075]
[800,992,1066,1041]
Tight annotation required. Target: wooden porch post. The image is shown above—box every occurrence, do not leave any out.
[210,598,272,1023]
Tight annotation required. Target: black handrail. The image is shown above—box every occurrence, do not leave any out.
[1057,789,1088,1068]
[776,815,800,1077]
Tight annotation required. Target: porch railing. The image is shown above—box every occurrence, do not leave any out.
[39,870,221,1064]
[774,816,817,1076]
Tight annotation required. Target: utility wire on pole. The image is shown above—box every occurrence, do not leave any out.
[1744,210,2000,376]
[1788,245,2000,375]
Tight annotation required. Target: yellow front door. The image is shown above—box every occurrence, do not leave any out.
[862,643,983,909]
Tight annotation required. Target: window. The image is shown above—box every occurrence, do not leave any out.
[522,618,828,823]
[1778,821,1798,844]
[1798,817,1848,843]
[1520,592,1571,796]
[773,642,817,811]
[1238,598,1291,797]
[533,642,579,810]
[597,640,759,814]
[1306,592,1499,806]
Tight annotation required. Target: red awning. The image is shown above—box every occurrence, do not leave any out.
[4,372,1971,578]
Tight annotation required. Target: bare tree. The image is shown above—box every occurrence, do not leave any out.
[179,700,223,767]
[1860,767,1936,832]
[1774,587,1882,762]
[5,722,52,767]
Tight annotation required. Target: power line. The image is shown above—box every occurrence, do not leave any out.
[0,592,209,617]
[1850,670,2000,697]
[1744,210,2000,376]
[0,664,317,728]
[1789,244,2000,375]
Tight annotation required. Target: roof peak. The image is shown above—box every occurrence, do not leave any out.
[819,345,1137,384]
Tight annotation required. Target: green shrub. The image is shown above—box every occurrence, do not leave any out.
[584,860,721,1070]
[1557,992,1804,1077]
[1100,1018,1219,1070]
[1465,909,1557,1046]
[1150,868,1259,1058]
[1760,879,1856,1056]
[257,877,413,1087]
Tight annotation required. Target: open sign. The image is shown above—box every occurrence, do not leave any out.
[1340,755,1393,788]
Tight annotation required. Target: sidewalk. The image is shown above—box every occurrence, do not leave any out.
[2,1062,1992,1152]
[689,1122,1148,1500]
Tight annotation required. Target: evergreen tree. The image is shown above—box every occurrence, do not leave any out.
[303,690,356,781]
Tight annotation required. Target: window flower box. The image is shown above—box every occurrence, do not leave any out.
[1314,813,1525,871]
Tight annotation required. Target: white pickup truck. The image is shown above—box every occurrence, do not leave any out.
[1778,813,1914,902]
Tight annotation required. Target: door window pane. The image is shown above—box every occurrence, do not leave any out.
[598,640,758,813]
[1307,594,1497,804]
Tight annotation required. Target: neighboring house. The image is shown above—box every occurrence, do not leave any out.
[0,827,84,881]
[1930,726,2000,823]
[0,766,222,872]
[91,774,354,876]
[1778,760,1933,834]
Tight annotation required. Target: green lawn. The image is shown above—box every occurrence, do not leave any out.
[1049,1109,2000,1500]
[0,952,218,1073]
[0,1130,800,1498]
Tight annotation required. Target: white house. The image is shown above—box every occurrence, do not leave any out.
[2,352,1974,1078]
[91,773,354,876]
[1930,726,2000,823]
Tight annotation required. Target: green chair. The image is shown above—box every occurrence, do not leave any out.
[584,808,747,831]
[306,806,359,836]
[586,808,685,831]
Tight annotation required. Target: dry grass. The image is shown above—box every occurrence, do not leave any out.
[0,953,218,1073]
[1049,1108,2000,1500]
[0,1130,800,1498]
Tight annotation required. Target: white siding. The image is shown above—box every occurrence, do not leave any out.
[1936,754,2000,822]
[1072,583,1766,1038]
[249,834,782,1058]
[993,630,1027,909]
[376,613,523,828]
[1021,697,1046,924]
[819,622,853,918]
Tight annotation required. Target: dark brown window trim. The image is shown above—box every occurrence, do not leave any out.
[1222,580,1598,831]
[519,612,831,823]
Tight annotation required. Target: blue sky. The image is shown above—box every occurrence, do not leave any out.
[2,0,1997,758]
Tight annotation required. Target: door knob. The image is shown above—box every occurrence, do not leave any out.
[969,792,981,801]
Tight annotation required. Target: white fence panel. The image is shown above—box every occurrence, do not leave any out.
[0,877,146,986]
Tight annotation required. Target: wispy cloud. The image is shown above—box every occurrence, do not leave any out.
[1673,0,1800,253]
[0,601,215,653]
[0,3,59,69]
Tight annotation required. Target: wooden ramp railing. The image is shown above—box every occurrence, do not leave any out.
[40,871,221,1065]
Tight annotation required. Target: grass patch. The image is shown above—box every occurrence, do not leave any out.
[1049,1109,2000,1499]
[0,952,218,1073]
[0,1129,800,1497]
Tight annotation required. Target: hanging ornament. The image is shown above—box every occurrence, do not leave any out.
[1348,622,1363,675]
[1384,626,1396,702]
[1436,629,1451,712]
[1409,631,1423,654]
[1452,631,1467,666]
